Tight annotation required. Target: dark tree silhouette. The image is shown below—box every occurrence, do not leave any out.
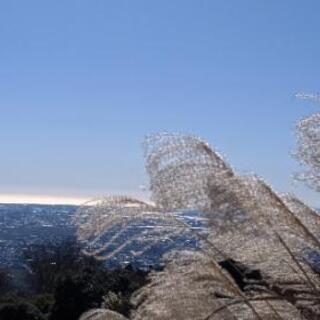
[0,302,45,320]
[0,268,11,295]
[23,237,103,294]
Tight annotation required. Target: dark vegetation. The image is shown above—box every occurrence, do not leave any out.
[0,238,149,320]
[218,259,266,292]
[0,268,11,296]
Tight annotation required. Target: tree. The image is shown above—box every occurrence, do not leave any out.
[0,268,11,296]
[49,266,148,320]
[49,273,103,320]
[23,236,103,294]
[0,302,45,320]
[294,112,320,191]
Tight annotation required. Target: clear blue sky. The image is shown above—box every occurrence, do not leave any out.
[0,1,319,205]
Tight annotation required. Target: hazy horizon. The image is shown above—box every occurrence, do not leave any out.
[0,189,149,205]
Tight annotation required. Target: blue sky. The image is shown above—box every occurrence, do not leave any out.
[0,1,320,205]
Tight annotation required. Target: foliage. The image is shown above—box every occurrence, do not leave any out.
[1,237,148,320]
[0,302,46,320]
[23,236,103,294]
[102,291,131,317]
[49,266,148,320]
[29,294,55,315]
[0,268,11,295]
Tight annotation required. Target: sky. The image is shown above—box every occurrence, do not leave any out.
[0,1,320,206]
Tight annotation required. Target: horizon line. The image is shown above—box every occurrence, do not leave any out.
[0,193,90,205]
[0,191,150,206]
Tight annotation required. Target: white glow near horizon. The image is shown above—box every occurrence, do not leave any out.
[0,190,150,205]
[0,193,90,205]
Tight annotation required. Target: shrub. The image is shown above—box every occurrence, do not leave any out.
[0,302,46,320]
[49,273,103,320]
[0,268,11,296]
[23,237,103,294]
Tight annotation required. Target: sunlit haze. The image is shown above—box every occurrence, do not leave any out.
[0,194,89,205]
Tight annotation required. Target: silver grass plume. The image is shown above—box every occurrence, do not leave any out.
[205,174,320,317]
[136,132,320,318]
[144,133,320,253]
[79,309,129,320]
[75,132,320,319]
[294,113,320,192]
[74,196,196,261]
[144,132,234,212]
[131,251,301,320]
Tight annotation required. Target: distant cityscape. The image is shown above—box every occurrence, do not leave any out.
[0,203,206,270]
[0,203,77,269]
